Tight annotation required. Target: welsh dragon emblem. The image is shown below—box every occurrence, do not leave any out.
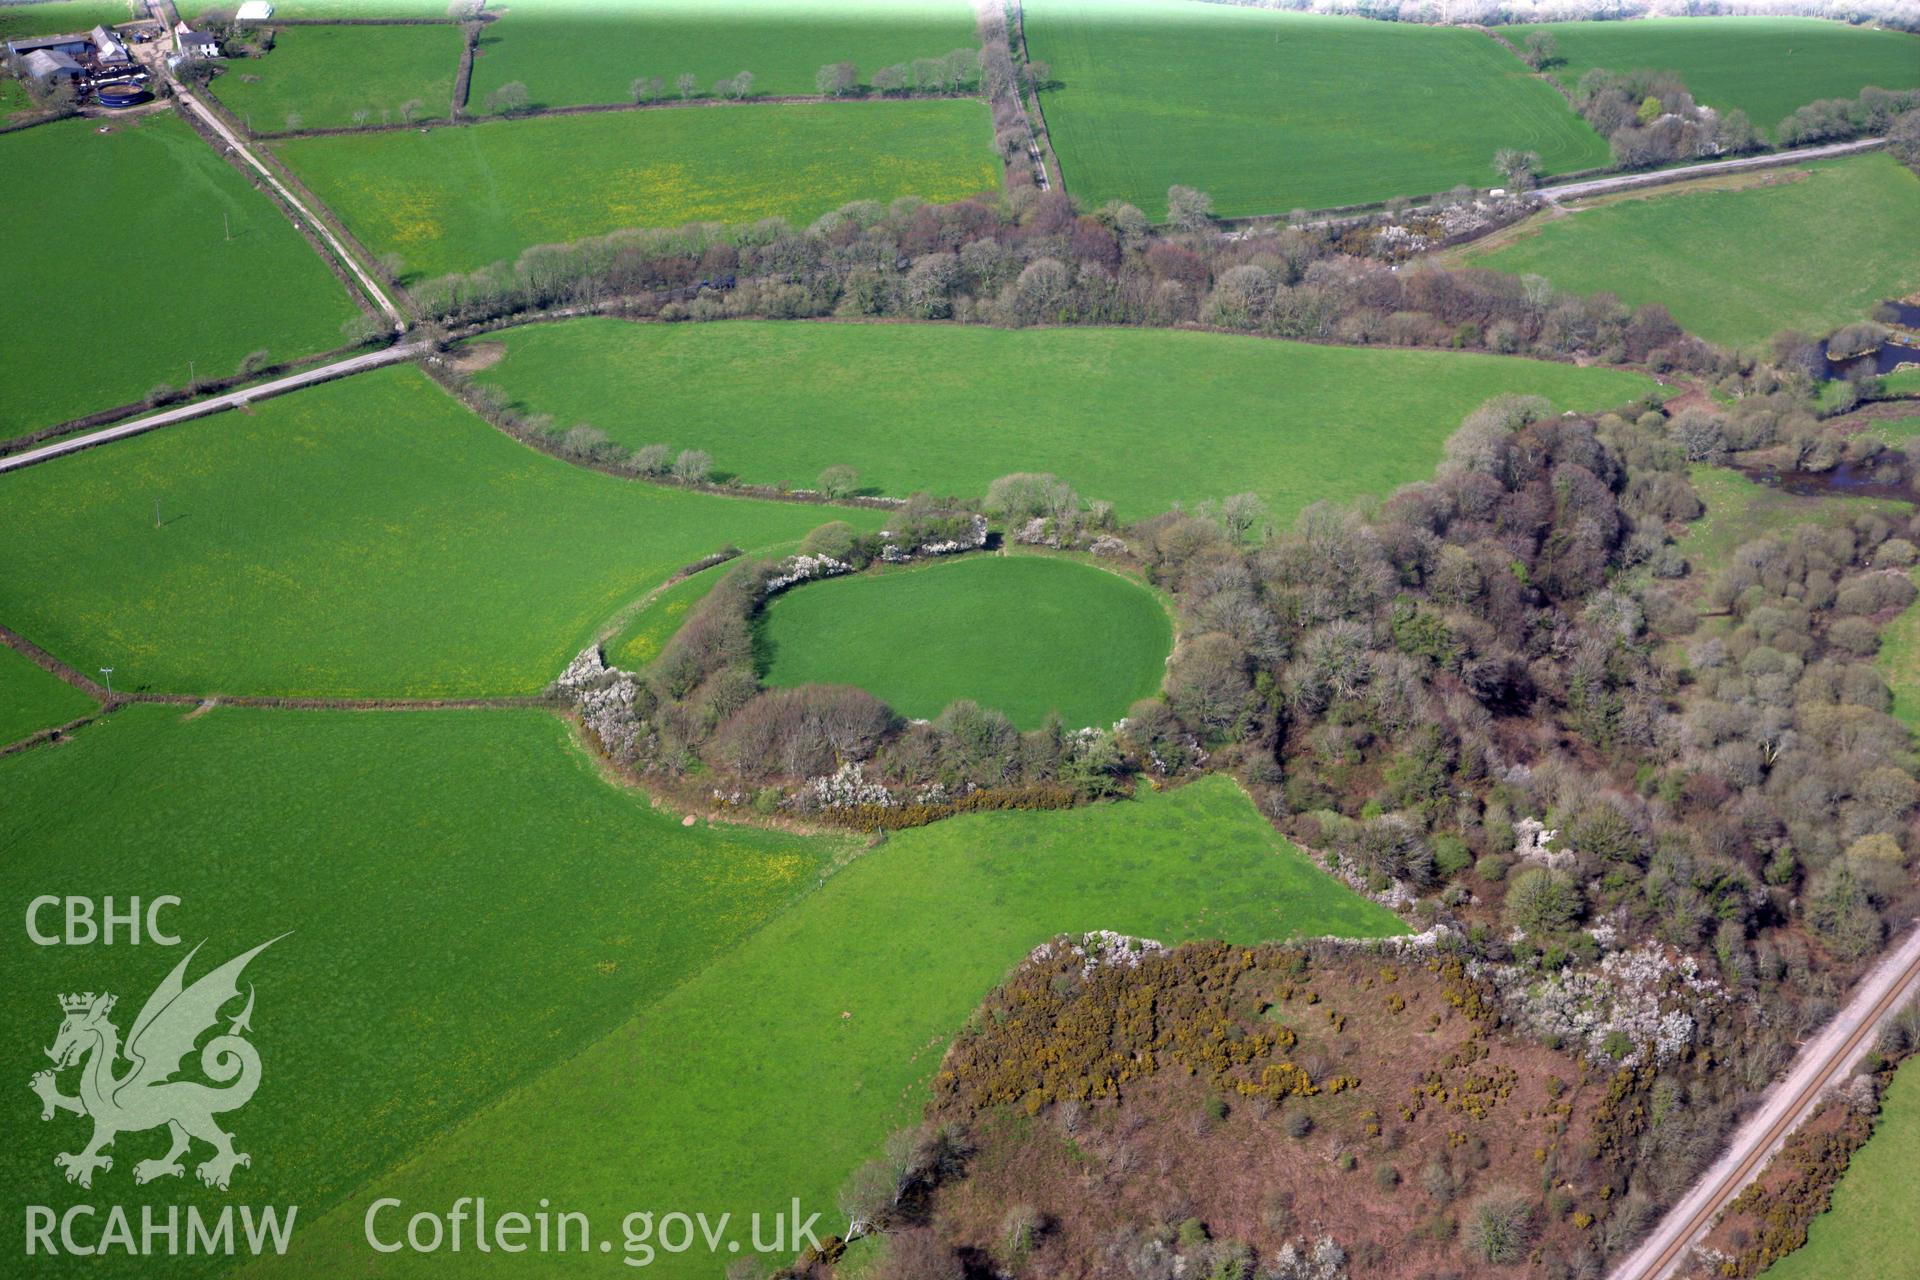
[30,936,284,1190]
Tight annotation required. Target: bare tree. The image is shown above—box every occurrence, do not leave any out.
[671,449,712,483]
[1522,30,1559,70]
[483,81,530,116]
[815,61,858,97]
[1220,492,1268,545]
[1165,184,1215,231]
[398,97,423,124]
[1492,148,1542,189]
[675,71,697,100]
[630,75,663,104]
[872,63,907,95]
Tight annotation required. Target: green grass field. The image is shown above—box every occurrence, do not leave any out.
[1024,0,1610,219]
[1765,1058,1920,1279]
[211,23,464,131]
[0,114,359,438]
[1463,154,1920,349]
[178,0,452,14]
[244,772,1405,1280]
[1509,17,1920,135]
[470,0,978,108]
[606,553,753,669]
[0,704,839,1280]
[0,644,96,745]
[0,366,885,698]
[472,319,1658,521]
[271,99,996,277]
[0,0,135,41]
[759,554,1171,727]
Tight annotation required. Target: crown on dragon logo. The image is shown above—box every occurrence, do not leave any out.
[59,992,113,1015]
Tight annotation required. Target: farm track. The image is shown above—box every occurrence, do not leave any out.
[0,343,428,474]
[1539,137,1886,203]
[1610,920,1920,1280]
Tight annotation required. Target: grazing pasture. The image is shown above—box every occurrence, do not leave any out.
[246,774,1406,1280]
[758,554,1172,728]
[1459,154,1920,349]
[1508,17,1920,134]
[177,0,453,14]
[1764,1059,1920,1280]
[210,23,464,131]
[0,114,359,439]
[271,99,997,277]
[1023,0,1610,219]
[0,366,884,698]
[473,319,1659,521]
[0,704,838,1280]
[470,0,979,107]
[0,645,95,746]
[0,0,131,41]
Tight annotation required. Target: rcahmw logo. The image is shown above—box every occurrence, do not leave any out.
[24,936,299,1259]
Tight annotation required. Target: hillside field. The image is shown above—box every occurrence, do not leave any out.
[1509,17,1920,134]
[0,366,884,698]
[1460,153,1920,349]
[0,644,96,746]
[759,554,1172,728]
[473,319,1658,520]
[470,0,979,107]
[0,704,839,1280]
[0,0,134,41]
[0,114,359,438]
[271,99,997,278]
[1023,0,1611,219]
[1764,1059,1920,1280]
[210,23,464,131]
[246,773,1406,1280]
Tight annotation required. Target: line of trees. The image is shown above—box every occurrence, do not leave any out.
[407,186,1729,380]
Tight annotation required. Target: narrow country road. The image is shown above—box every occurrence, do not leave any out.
[167,81,408,327]
[1608,919,1920,1280]
[1540,137,1886,203]
[0,343,428,474]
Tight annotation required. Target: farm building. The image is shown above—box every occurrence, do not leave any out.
[236,1,275,20]
[19,47,81,86]
[5,33,91,60]
[176,28,219,59]
[89,25,129,66]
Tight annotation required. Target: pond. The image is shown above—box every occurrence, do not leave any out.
[1819,299,1920,380]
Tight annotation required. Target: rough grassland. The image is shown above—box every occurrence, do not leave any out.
[1024,0,1610,219]
[0,366,884,698]
[210,23,464,131]
[474,319,1659,521]
[248,774,1406,1280]
[471,0,979,108]
[0,644,95,745]
[0,114,358,438]
[1764,1058,1920,1279]
[1509,17,1920,135]
[1462,154,1920,349]
[0,0,132,41]
[0,704,837,1280]
[272,99,997,277]
[759,554,1171,728]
